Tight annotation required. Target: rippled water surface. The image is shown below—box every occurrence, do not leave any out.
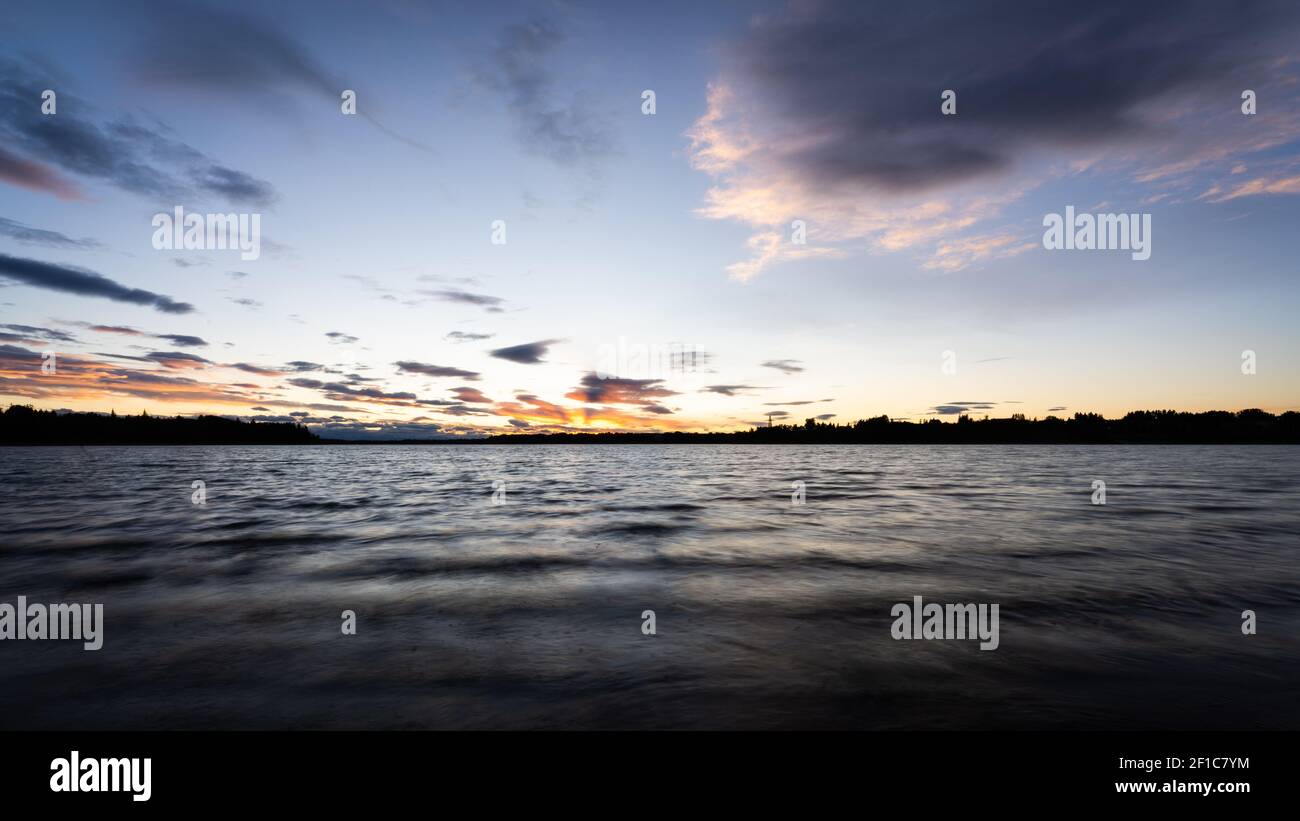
[1,444,1297,729]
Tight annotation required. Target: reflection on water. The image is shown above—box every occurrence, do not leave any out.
[1,444,1297,729]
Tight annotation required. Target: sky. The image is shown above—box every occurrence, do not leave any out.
[1,0,1298,439]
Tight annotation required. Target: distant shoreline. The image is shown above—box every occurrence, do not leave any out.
[4,405,1299,445]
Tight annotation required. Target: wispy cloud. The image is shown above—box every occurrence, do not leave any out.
[128,1,432,153]
[480,17,616,174]
[0,217,100,249]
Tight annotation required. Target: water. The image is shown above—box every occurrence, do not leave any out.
[1,444,1297,729]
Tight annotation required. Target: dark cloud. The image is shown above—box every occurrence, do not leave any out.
[284,360,323,372]
[394,361,481,380]
[815,413,836,421]
[0,252,193,313]
[325,331,359,344]
[760,359,803,374]
[0,217,99,249]
[720,0,1300,194]
[490,338,560,364]
[929,401,998,415]
[0,57,276,205]
[229,362,282,376]
[154,333,207,347]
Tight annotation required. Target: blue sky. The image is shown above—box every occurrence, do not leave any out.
[1,0,1298,437]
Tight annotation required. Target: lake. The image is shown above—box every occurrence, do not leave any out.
[1,444,1296,729]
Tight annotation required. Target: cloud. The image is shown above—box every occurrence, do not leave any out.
[760,359,803,374]
[422,289,505,312]
[490,338,561,364]
[1201,174,1300,203]
[0,324,77,343]
[929,400,998,415]
[0,57,276,205]
[687,0,1300,277]
[228,362,283,377]
[702,384,765,396]
[446,330,494,343]
[154,333,207,347]
[61,322,206,346]
[325,331,359,344]
[0,217,99,249]
[451,386,492,403]
[0,145,82,199]
[394,361,481,380]
[490,391,695,431]
[84,324,142,335]
[564,373,677,408]
[147,351,210,369]
[481,18,616,172]
[0,344,263,406]
[129,2,432,153]
[0,252,193,313]
[287,376,446,407]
